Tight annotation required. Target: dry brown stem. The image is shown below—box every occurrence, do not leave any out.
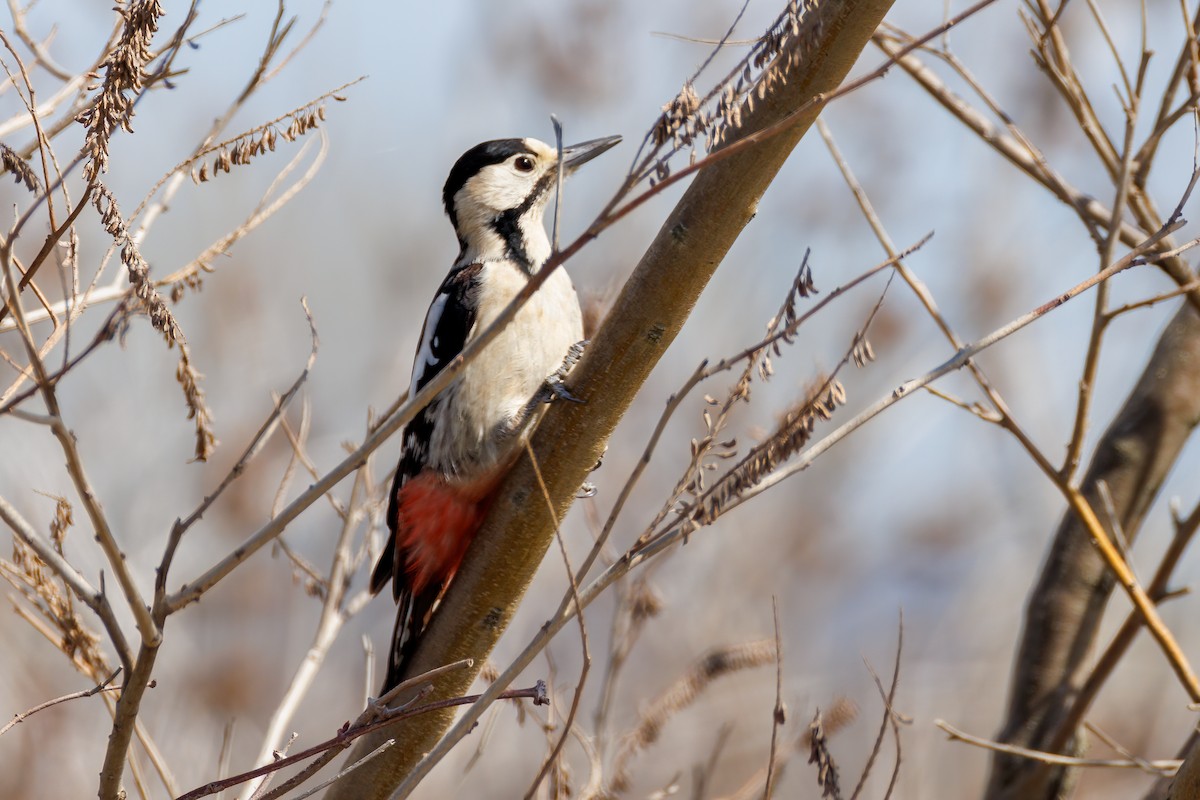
[177,681,548,800]
[0,668,121,736]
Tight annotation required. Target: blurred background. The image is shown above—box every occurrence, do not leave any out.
[1,1,1198,797]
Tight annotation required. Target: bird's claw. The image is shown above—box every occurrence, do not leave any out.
[538,375,584,404]
[536,340,589,405]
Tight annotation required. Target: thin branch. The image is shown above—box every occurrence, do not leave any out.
[699,214,1191,529]
[938,720,1180,772]
[522,442,590,800]
[1043,498,1200,756]
[289,739,394,800]
[1062,47,1148,479]
[764,597,785,799]
[156,299,319,611]
[177,683,549,800]
[1108,278,1200,317]
[1087,722,1167,777]
[851,612,905,800]
[99,640,161,800]
[239,464,365,800]
[0,668,121,736]
[4,1,72,80]
[874,32,1200,311]
[250,659,476,800]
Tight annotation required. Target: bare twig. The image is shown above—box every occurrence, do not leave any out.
[4,0,73,80]
[764,598,785,799]
[1042,499,1200,756]
[873,32,1200,311]
[157,299,319,610]
[851,612,905,800]
[0,668,121,736]
[250,659,476,800]
[1061,47,1149,480]
[938,720,1180,772]
[522,442,591,800]
[239,462,365,800]
[289,739,395,800]
[178,682,549,800]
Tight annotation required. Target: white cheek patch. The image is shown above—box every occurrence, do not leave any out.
[459,167,535,217]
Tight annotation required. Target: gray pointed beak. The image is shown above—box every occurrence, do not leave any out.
[561,135,622,171]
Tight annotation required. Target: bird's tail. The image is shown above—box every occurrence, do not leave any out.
[383,584,439,692]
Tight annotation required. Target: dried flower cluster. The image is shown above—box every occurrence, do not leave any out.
[92,183,217,460]
[192,104,327,184]
[92,183,181,343]
[609,640,777,792]
[0,143,41,193]
[673,259,823,530]
[712,0,820,147]
[628,579,664,622]
[176,345,217,460]
[644,0,819,185]
[169,272,205,304]
[629,259,824,555]
[2,505,109,681]
[77,0,165,180]
[764,258,819,377]
[692,376,845,528]
[851,332,875,368]
[651,82,700,149]
[47,494,72,553]
[753,0,821,77]
[808,707,843,799]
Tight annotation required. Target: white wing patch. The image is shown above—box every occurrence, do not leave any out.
[411,291,449,397]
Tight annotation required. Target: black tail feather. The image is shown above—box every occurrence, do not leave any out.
[382,584,441,692]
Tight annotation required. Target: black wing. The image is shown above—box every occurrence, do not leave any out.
[369,263,483,598]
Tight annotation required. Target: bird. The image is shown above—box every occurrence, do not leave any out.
[370,134,621,691]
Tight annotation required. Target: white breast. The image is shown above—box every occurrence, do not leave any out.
[427,260,583,478]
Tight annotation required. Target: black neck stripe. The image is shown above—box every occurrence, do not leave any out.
[491,172,554,271]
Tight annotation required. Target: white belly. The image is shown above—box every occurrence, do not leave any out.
[427,260,583,478]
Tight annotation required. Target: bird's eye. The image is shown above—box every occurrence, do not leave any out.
[514,156,535,173]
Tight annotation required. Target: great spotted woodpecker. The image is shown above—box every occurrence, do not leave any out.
[370,135,621,690]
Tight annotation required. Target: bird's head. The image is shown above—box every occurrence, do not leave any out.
[442,135,621,270]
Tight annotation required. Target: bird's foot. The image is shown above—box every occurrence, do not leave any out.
[535,340,589,405]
